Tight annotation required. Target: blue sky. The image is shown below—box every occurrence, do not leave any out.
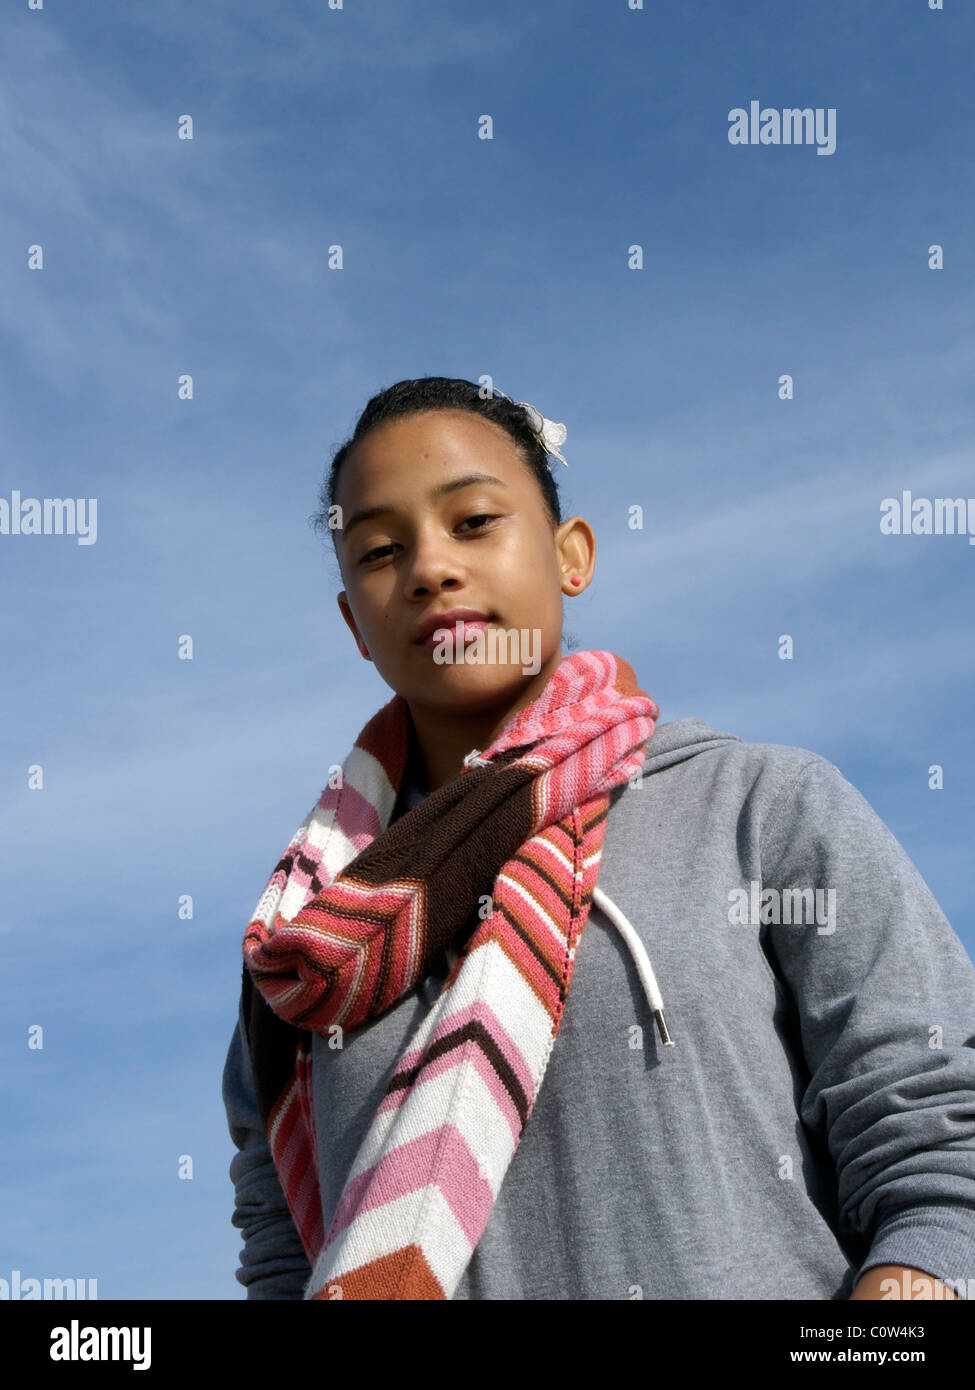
[1,0,972,1299]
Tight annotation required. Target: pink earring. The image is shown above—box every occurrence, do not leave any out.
[569,576,582,586]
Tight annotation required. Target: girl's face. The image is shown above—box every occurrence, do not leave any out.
[334,409,593,723]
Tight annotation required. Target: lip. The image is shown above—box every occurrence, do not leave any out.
[412,608,492,646]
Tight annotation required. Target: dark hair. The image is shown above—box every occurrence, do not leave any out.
[310,377,563,550]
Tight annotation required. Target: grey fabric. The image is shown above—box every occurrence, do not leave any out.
[222,716,975,1299]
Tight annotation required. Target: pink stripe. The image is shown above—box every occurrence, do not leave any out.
[284,1136,319,1242]
[389,997,536,1100]
[329,1125,494,1247]
[273,1091,309,1176]
[329,779,385,854]
[485,651,603,750]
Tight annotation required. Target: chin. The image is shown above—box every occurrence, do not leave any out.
[419,664,534,704]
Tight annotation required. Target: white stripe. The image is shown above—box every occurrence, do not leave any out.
[343,1053,522,1186]
[267,1074,302,1151]
[273,745,400,919]
[529,834,576,876]
[494,871,567,954]
[335,938,555,1184]
[307,1183,472,1297]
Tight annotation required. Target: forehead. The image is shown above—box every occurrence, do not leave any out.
[338,409,529,500]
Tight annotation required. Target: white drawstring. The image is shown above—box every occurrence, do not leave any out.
[592,885,675,1048]
[448,766,674,1047]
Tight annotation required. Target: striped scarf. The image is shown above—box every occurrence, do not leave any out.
[240,649,658,1299]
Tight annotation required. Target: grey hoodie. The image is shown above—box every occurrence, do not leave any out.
[221,717,975,1299]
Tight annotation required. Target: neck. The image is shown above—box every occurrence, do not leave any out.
[406,656,564,792]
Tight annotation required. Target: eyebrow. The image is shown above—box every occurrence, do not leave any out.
[341,472,509,543]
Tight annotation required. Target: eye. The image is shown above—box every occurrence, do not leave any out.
[359,542,395,564]
[358,514,499,564]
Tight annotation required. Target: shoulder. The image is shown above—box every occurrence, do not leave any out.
[637,714,844,798]
[615,716,875,865]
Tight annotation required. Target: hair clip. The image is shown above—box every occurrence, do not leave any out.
[492,387,569,468]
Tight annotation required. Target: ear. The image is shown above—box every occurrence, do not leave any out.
[555,517,596,593]
[337,592,370,660]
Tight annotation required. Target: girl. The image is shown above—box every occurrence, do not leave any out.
[223,376,975,1300]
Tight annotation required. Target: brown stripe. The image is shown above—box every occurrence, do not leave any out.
[580,801,610,833]
[276,894,408,1024]
[491,927,572,1024]
[386,1017,530,1130]
[509,851,575,915]
[345,757,536,888]
[302,895,409,927]
[369,887,406,1018]
[295,849,323,879]
[244,935,338,993]
[495,897,567,991]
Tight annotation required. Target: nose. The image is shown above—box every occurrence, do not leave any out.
[402,526,464,597]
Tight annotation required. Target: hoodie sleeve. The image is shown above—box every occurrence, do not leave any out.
[221,1002,313,1299]
[760,755,975,1297]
